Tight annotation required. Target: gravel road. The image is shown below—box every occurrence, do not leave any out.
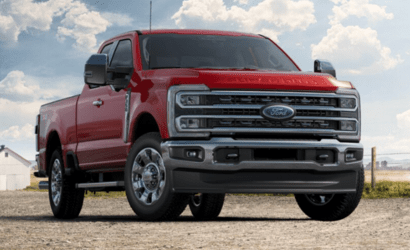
[0,191,409,249]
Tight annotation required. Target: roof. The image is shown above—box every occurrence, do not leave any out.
[0,146,32,167]
[139,29,262,38]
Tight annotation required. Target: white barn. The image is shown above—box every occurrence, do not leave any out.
[0,145,31,190]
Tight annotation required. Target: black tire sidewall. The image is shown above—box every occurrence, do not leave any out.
[48,150,64,216]
[124,132,174,219]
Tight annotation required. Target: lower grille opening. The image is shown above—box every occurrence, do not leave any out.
[254,149,301,161]
[214,148,336,164]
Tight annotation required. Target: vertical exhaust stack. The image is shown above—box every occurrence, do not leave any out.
[0,145,4,151]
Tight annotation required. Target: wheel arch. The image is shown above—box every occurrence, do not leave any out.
[130,112,161,143]
[46,130,62,175]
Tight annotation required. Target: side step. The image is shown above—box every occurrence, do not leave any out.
[76,181,124,189]
[39,181,48,190]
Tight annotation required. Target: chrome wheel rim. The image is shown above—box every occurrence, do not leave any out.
[191,193,203,207]
[131,148,166,205]
[305,194,335,206]
[51,159,63,206]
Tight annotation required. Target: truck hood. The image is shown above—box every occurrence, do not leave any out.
[143,68,350,92]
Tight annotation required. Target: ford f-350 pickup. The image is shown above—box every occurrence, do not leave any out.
[34,29,364,221]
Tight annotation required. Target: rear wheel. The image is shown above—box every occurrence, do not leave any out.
[48,150,84,219]
[124,132,189,221]
[295,167,364,221]
[189,193,225,220]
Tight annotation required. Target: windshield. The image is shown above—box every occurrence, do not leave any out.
[139,34,299,71]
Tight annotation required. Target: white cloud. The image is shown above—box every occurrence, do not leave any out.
[0,124,34,141]
[0,70,40,96]
[172,0,316,42]
[397,109,410,129]
[101,12,133,27]
[329,0,394,26]
[311,24,402,75]
[56,1,110,52]
[311,0,400,75]
[0,0,132,52]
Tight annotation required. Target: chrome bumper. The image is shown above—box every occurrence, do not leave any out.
[161,138,363,194]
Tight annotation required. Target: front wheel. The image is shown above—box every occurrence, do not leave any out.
[124,132,189,221]
[294,167,364,221]
[48,150,84,219]
[189,193,225,220]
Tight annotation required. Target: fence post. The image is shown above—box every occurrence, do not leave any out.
[371,147,376,189]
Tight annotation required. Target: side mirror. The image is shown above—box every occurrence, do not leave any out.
[314,59,336,78]
[84,54,108,85]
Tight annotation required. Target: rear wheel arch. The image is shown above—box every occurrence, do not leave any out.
[46,131,62,176]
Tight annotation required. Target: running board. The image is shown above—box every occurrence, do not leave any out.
[76,181,124,189]
[39,181,48,190]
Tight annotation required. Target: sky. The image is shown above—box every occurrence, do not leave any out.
[0,0,409,161]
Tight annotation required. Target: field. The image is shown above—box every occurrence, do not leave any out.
[364,170,410,182]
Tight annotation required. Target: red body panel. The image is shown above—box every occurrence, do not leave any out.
[37,30,346,172]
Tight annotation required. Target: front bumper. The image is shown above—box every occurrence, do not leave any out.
[161,138,363,194]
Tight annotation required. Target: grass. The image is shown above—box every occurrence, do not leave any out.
[25,174,410,199]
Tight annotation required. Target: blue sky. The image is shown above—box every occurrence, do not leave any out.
[0,0,409,161]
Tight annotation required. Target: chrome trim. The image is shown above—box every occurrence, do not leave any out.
[123,88,131,143]
[167,85,210,138]
[175,115,358,134]
[175,91,358,111]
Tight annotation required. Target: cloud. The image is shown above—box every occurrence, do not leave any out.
[0,70,40,97]
[172,0,316,42]
[397,109,410,129]
[0,124,34,141]
[329,0,394,26]
[310,0,400,75]
[100,12,133,27]
[0,70,81,101]
[311,24,403,75]
[0,0,132,52]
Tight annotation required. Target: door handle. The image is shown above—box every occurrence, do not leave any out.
[93,100,103,106]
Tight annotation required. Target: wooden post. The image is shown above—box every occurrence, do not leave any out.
[371,147,376,189]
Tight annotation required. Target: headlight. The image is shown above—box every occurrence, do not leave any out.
[180,95,200,105]
[340,121,356,131]
[179,118,205,129]
[340,98,356,108]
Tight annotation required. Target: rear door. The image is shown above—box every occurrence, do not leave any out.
[76,39,134,170]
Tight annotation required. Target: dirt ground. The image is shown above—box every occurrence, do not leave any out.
[1,192,410,249]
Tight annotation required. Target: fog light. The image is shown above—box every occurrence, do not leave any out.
[186,151,197,158]
[346,152,356,161]
[340,121,356,131]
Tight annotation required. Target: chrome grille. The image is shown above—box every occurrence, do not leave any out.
[205,95,338,106]
[171,88,360,141]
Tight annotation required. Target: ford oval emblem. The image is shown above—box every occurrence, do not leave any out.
[261,105,295,121]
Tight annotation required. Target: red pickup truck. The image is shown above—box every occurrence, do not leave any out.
[35,29,363,221]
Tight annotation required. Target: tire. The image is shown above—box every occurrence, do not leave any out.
[124,132,189,221]
[189,193,225,220]
[295,167,364,221]
[48,150,84,219]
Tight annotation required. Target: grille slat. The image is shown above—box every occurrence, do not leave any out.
[207,95,338,106]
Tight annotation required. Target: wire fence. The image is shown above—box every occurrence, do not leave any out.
[363,152,410,157]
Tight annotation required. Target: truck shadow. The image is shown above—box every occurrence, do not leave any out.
[0,215,310,223]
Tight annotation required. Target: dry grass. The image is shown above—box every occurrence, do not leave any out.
[364,170,410,183]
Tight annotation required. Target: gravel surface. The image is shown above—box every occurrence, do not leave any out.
[0,191,410,249]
